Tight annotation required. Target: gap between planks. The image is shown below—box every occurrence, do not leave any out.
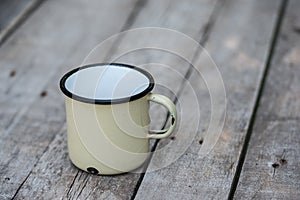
[56,0,221,198]
[227,0,289,199]
[130,1,225,199]
[0,0,140,199]
[11,0,220,196]
[133,0,283,199]
[0,0,45,46]
[234,0,300,198]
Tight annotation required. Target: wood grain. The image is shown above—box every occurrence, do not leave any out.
[0,0,43,45]
[0,0,138,199]
[0,0,293,199]
[235,0,300,198]
[134,0,283,199]
[17,0,220,199]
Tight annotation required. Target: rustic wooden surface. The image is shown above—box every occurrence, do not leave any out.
[10,0,219,199]
[0,0,299,199]
[0,0,138,199]
[135,0,283,199]
[0,0,43,45]
[235,0,300,199]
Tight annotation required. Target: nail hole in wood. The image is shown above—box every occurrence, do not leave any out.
[272,163,279,168]
[280,158,287,165]
[4,177,10,181]
[9,70,16,77]
[199,138,204,145]
[40,90,47,97]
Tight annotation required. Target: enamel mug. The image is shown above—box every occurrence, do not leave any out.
[59,63,177,175]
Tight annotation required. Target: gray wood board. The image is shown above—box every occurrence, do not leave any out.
[30,0,219,199]
[0,0,139,199]
[0,0,219,199]
[84,0,221,130]
[62,0,220,198]
[134,0,282,199]
[0,0,43,44]
[235,0,300,198]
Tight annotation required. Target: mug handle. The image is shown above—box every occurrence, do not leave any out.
[146,93,177,139]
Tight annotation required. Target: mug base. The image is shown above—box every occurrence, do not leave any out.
[69,154,148,175]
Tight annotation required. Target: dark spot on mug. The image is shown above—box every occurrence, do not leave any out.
[272,162,279,169]
[40,90,47,97]
[87,167,99,175]
[280,158,287,165]
[9,70,16,77]
[170,136,175,140]
[199,138,204,145]
[171,116,175,125]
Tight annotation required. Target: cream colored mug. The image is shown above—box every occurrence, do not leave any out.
[59,63,177,175]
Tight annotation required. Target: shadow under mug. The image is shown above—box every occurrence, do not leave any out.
[59,63,177,175]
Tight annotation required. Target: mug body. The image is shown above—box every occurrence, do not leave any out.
[65,96,150,175]
[60,63,154,175]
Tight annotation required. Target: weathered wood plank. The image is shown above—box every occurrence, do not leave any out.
[134,0,282,199]
[0,0,138,199]
[0,0,43,44]
[64,0,222,198]
[235,0,300,198]
[0,0,137,134]
[9,0,220,199]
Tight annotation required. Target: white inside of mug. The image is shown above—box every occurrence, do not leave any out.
[64,65,150,100]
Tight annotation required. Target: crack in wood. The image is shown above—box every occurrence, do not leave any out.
[76,174,90,199]
[228,0,289,199]
[66,171,80,199]
[100,0,150,63]
[172,0,225,106]
[130,0,226,199]
[59,1,153,198]
[0,0,45,46]
[1,0,146,198]
[7,123,65,198]
[11,170,31,199]
[1,0,288,199]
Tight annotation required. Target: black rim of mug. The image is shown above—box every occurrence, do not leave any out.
[59,63,155,104]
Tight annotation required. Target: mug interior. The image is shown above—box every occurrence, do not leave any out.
[60,63,154,104]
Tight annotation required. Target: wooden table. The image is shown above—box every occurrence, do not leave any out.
[0,0,299,199]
